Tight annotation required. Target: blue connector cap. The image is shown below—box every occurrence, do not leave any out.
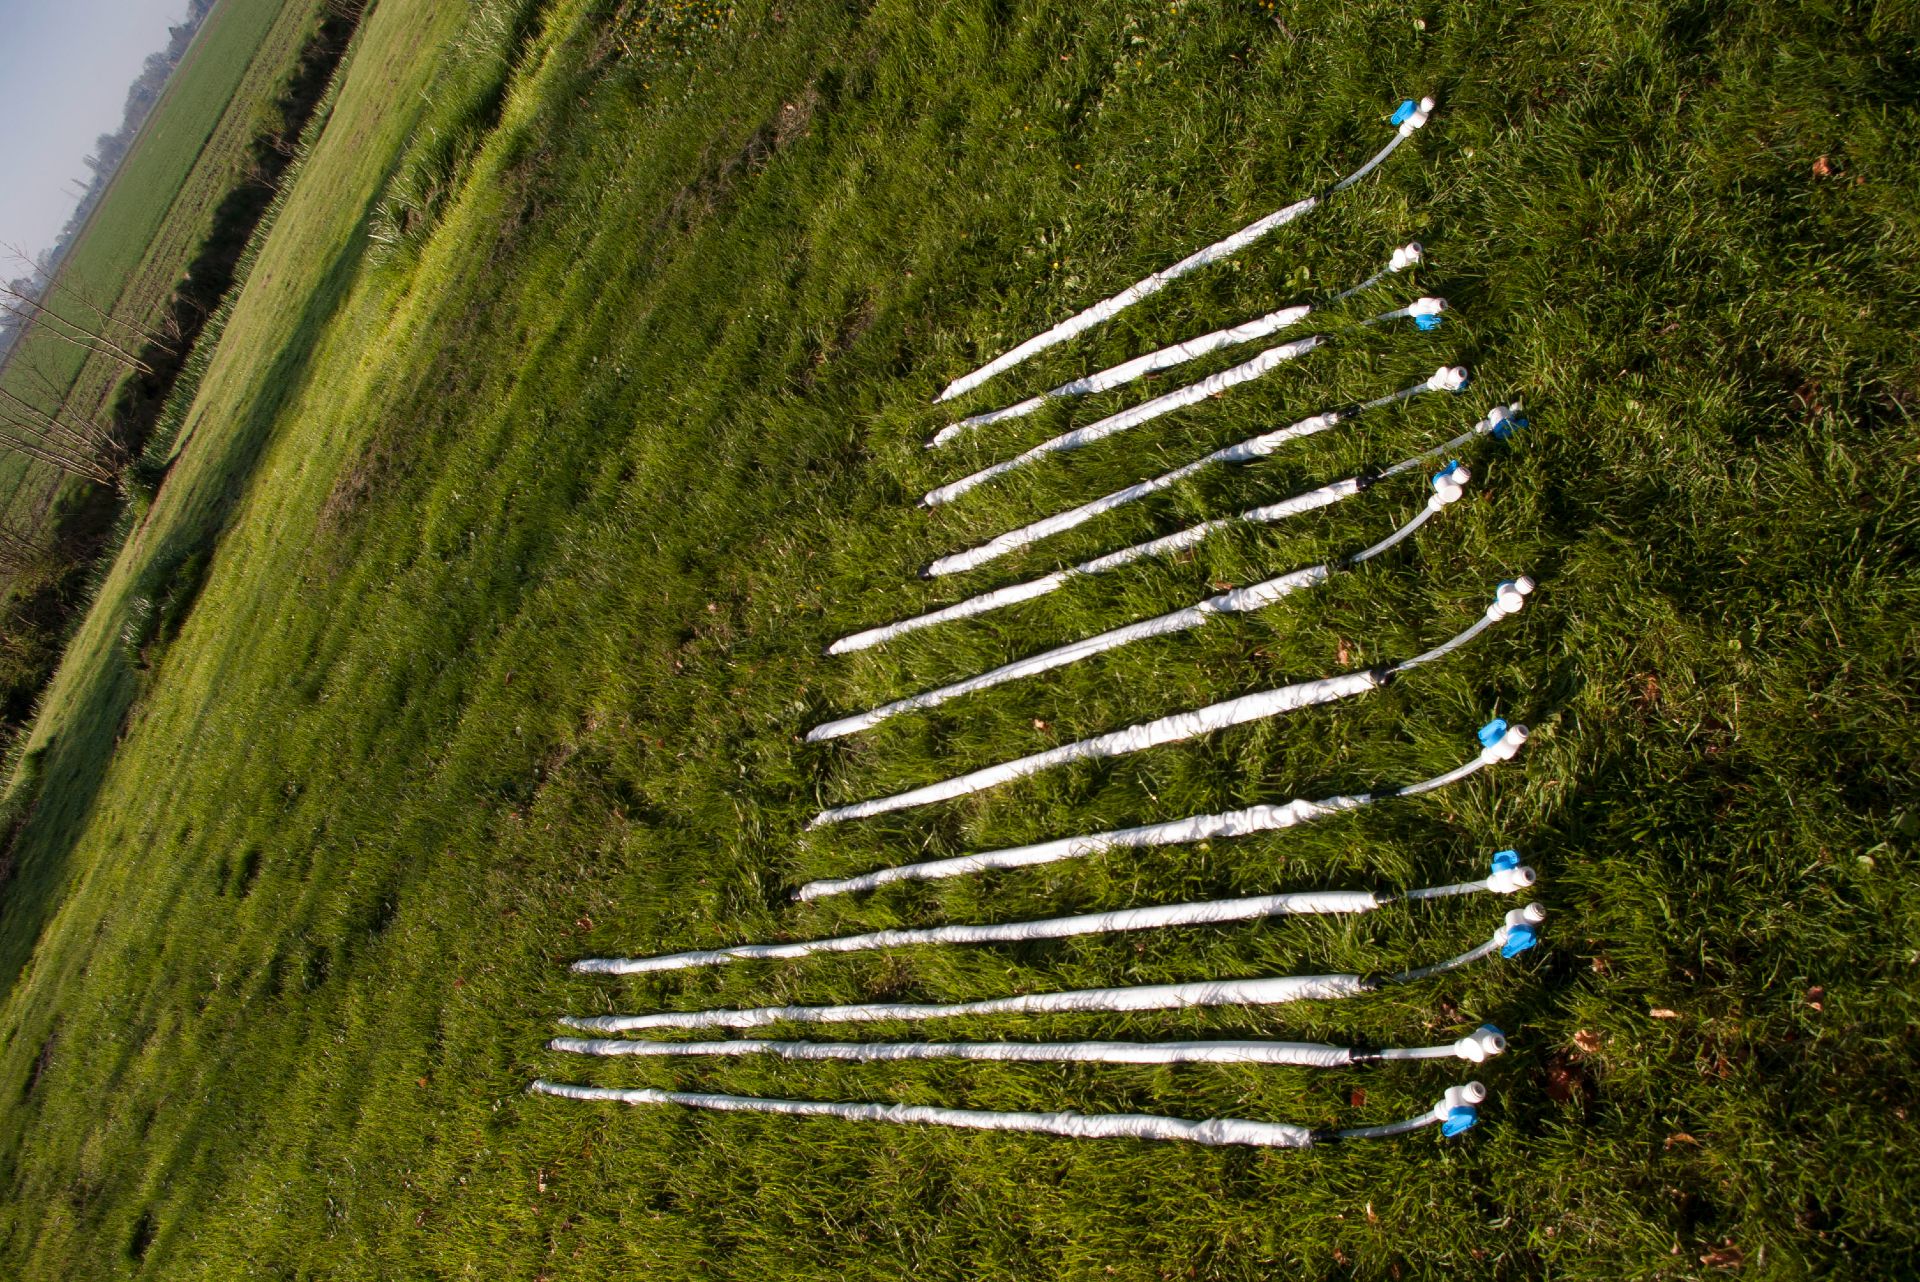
[1390,99,1418,126]
[1414,312,1444,331]
[1501,924,1540,958]
[1491,849,1520,873]
[1431,459,1462,486]
[1491,413,1529,441]
[1441,1105,1479,1137]
[1477,718,1509,748]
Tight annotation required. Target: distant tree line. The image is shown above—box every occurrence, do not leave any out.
[2,0,221,333]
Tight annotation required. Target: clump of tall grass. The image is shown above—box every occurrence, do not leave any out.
[368,0,551,268]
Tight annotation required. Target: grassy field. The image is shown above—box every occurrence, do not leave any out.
[0,0,315,522]
[0,0,1916,1277]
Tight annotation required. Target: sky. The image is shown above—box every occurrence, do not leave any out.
[0,0,193,265]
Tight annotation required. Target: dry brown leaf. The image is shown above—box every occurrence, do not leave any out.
[1572,1029,1603,1056]
[1665,1132,1700,1148]
[1650,1007,1681,1019]
[1701,1243,1745,1269]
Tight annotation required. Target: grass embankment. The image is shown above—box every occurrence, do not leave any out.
[0,0,313,522]
[2,0,1917,1277]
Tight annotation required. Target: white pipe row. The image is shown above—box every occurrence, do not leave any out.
[929,250,1427,448]
[923,362,1463,578]
[807,580,1532,828]
[560,912,1538,1034]
[935,98,1435,404]
[925,335,1330,507]
[824,401,1523,656]
[571,854,1536,975]
[796,721,1529,899]
[808,465,1474,742]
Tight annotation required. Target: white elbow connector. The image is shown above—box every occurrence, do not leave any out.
[1452,1025,1508,1063]
[1426,364,1470,393]
[1427,462,1471,510]
[1398,96,1436,137]
[1388,242,1424,272]
[1486,575,1537,621]
[1476,721,1530,763]
[1433,1080,1487,1121]
[1408,296,1447,318]
[1487,863,1537,894]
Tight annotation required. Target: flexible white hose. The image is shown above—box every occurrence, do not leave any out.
[824,400,1523,656]
[559,918,1530,1034]
[528,1079,1481,1148]
[935,99,1435,404]
[549,1024,1512,1067]
[811,467,1472,742]
[807,582,1529,828]
[794,721,1529,899]
[574,853,1532,974]
[924,336,1328,507]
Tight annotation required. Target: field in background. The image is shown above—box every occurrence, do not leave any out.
[0,0,1916,1277]
[0,0,314,523]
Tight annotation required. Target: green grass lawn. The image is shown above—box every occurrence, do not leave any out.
[1,0,1917,1277]
[0,0,314,522]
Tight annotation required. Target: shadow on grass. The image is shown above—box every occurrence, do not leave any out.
[0,193,385,1000]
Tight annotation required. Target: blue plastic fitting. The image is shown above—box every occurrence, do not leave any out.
[1441,1105,1479,1137]
[1414,312,1443,331]
[1491,413,1529,441]
[1501,924,1540,958]
[1390,99,1418,125]
[1491,849,1520,873]
[1477,718,1509,748]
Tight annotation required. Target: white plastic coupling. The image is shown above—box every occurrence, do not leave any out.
[1433,1080,1487,1120]
[1497,903,1548,940]
[1388,242,1424,272]
[1408,296,1447,319]
[1479,403,1520,435]
[1426,364,1469,392]
[1486,574,1536,621]
[1399,96,1437,137]
[1427,462,1471,510]
[1452,1026,1508,1064]
[1479,722,1529,763]
[1486,863,1538,894]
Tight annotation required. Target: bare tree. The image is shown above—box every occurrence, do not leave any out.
[0,517,52,575]
[5,247,176,357]
[0,279,155,374]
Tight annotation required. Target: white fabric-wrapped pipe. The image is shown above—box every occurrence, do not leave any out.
[807,579,1531,828]
[812,466,1473,741]
[549,1025,1511,1067]
[936,98,1436,404]
[924,336,1329,508]
[796,720,1529,899]
[825,398,1519,656]
[929,246,1428,448]
[559,915,1535,1034]
[528,1079,1482,1148]
[573,852,1533,975]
